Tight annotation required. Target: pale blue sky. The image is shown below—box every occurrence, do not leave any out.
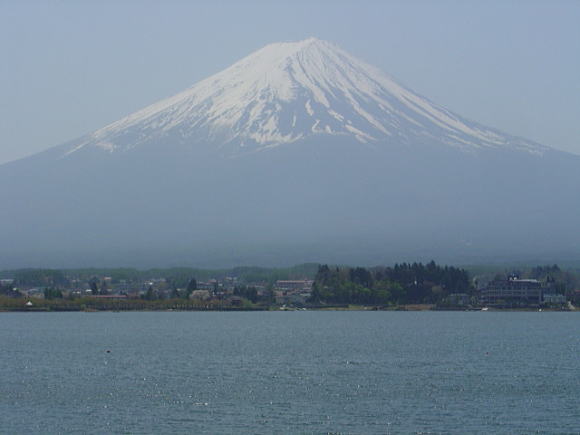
[1,0,579,164]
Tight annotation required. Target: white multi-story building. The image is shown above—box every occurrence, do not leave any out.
[480,278,544,306]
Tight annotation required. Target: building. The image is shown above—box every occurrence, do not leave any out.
[90,294,128,300]
[542,293,566,305]
[480,277,543,307]
[274,280,313,292]
[446,293,471,306]
[190,290,211,301]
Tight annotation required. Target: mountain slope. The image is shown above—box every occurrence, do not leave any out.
[0,38,578,268]
[64,38,544,158]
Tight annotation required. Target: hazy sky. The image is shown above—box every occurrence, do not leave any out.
[1,0,579,164]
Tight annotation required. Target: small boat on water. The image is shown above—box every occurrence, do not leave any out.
[481,307,489,311]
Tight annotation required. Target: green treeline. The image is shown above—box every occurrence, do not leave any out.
[5,269,68,287]
[311,261,471,305]
[0,263,320,288]
[1,261,577,311]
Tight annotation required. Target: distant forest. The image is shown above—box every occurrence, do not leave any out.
[1,262,578,309]
[0,263,320,288]
[311,262,471,305]
[311,262,578,306]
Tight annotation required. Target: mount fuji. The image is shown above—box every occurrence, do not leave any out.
[1,38,578,268]
[58,38,546,157]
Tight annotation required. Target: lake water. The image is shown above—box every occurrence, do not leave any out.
[0,311,578,434]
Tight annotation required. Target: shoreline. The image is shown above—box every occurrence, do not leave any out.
[1,305,575,313]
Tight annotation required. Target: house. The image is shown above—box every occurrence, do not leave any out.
[446,293,471,306]
[190,290,211,301]
[274,280,313,292]
[228,296,243,307]
[480,277,544,307]
[197,280,219,291]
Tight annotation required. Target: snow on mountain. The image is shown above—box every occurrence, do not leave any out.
[64,37,547,158]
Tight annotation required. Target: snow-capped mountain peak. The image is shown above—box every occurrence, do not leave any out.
[66,38,546,157]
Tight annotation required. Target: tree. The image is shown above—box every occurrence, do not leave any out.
[89,278,99,296]
[233,285,258,303]
[185,278,197,298]
[263,283,275,304]
[44,287,63,300]
[143,285,156,301]
[0,282,22,298]
[309,283,321,303]
[100,280,109,295]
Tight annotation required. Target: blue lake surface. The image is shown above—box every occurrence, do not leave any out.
[0,311,578,434]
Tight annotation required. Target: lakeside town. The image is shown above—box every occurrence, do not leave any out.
[1,262,578,312]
